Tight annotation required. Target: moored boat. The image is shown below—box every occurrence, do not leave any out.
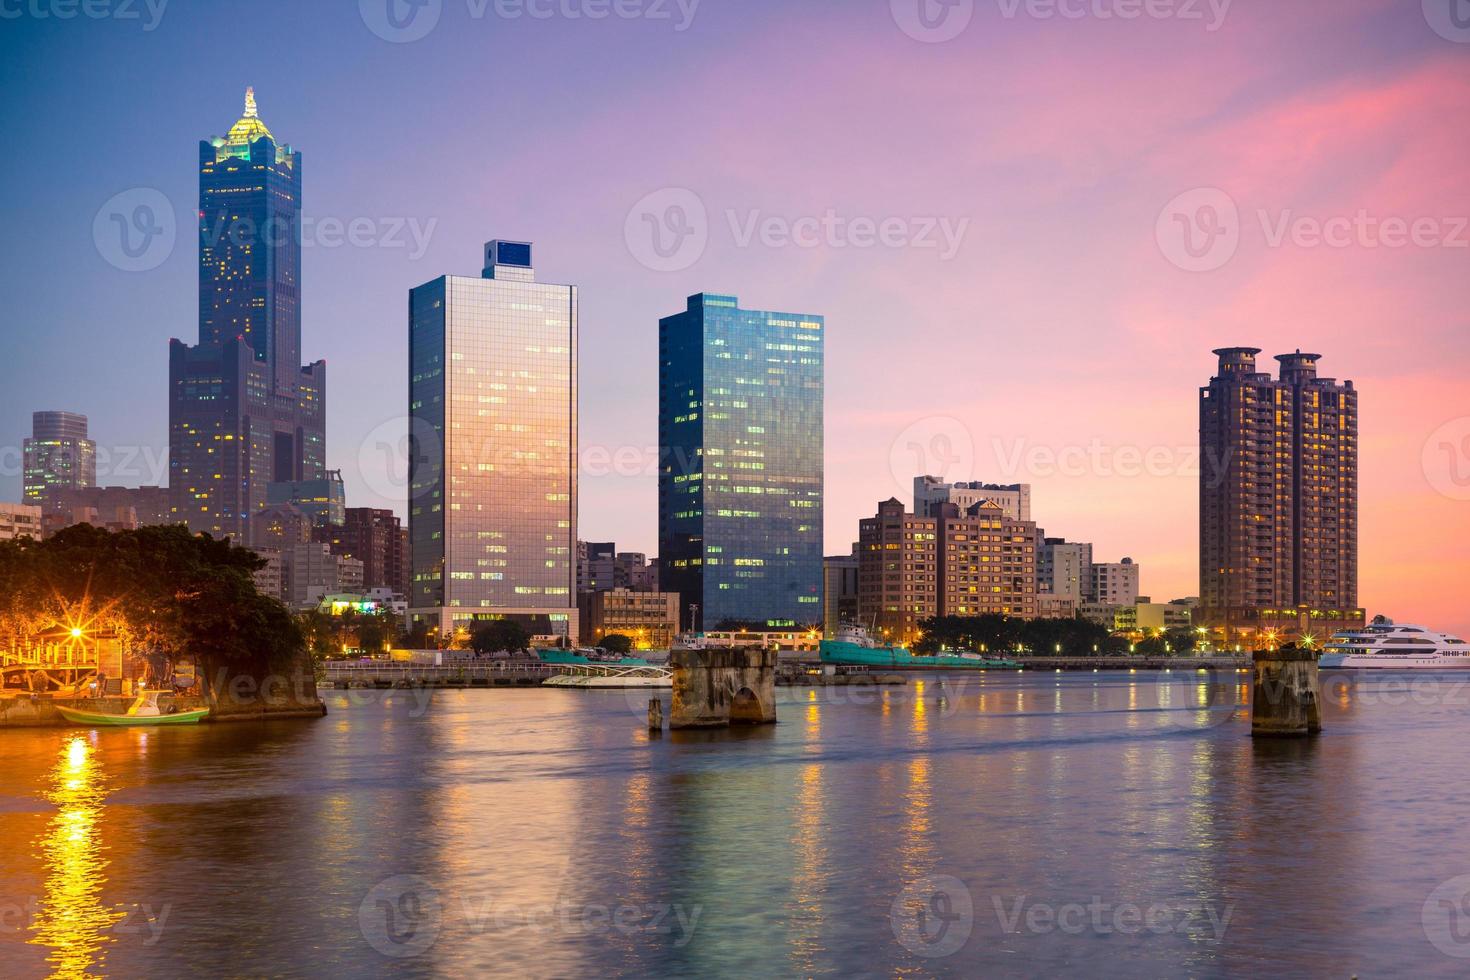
[54,691,210,727]
[1318,617,1470,669]
[820,624,1021,670]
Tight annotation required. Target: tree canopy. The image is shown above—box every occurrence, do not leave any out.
[914,614,1125,656]
[598,633,634,655]
[470,619,530,654]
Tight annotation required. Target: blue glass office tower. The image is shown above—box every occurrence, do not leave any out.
[658,294,824,630]
[169,89,326,539]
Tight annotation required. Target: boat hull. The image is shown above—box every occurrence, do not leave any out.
[54,705,211,727]
[819,641,1019,670]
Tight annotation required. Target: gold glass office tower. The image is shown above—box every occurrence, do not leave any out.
[408,241,578,641]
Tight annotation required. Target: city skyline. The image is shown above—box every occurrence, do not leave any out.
[2,1,1467,635]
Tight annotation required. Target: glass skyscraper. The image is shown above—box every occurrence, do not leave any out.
[168,88,326,540]
[408,241,578,641]
[658,293,824,630]
[23,411,96,504]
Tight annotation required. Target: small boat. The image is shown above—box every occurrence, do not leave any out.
[820,624,1022,670]
[55,691,211,727]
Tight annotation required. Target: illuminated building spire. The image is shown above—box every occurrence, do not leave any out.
[244,86,258,118]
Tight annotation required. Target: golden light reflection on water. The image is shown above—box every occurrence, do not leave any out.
[29,735,125,980]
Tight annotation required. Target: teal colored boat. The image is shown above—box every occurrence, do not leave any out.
[539,650,653,668]
[820,625,1021,670]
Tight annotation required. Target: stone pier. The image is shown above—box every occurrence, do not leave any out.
[670,648,778,729]
[1251,648,1323,738]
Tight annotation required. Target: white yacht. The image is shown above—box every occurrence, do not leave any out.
[1319,617,1470,669]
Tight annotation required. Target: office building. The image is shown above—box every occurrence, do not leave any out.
[1200,348,1361,641]
[578,589,681,650]
[408,241,577,640]
[0,503,44,542]
[1039,537,1093,602]
[23,411,96,505]
[822,550,860,635]
[914,476,1031,522]
[169,89,326,540]
[317,508,409,597]
[267,471,346,528]
[659,293,824,630]
[1090,558,1140,607]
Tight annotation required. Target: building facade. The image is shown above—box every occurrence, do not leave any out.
[1090,558,1140,607]
[41,485,171,535]
[857,499,938,645]
[914,476,1031,522]
[23,411,97,505]
[822,550,860,635]
[169,89,326,540]
[1039,537,1093,603]
[267,471,346,528]
[933,500,1038,619]
[578,589,681,650]
[658,293,824,630]
[408,241,578,640]
[317,507,409,597]
[1200,348,1361,642]
[0,503,43,542]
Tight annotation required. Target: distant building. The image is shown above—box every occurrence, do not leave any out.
[658,293,824,630]
[578,589,681,650]
[575,541,657,594]
[251,502,314,551]
[41,485,171,535]
[858,499,937,644]
[317,508,409,596]
[169,89,326,541]
[409,241,578,641]
[1134,598,1200,633]
[1200,347,1362,642]
[286,541,362,609]
[251,548,286,603]
[822,550,860,634]
[0,503,44,542]
[267,471,346,528]
[1090,558,1140,607]
[1039,537,1093,603]
[23,411,96,505]
[914,476,1031,522]
[1036,596,1078,620]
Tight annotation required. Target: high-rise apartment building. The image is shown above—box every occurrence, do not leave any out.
[1089,558,1140,607]
[857,499,937,643]
[23,412,96,504]
[1039,537,1093,602]
[318,508,409,597]
[658,293,824,630]
[408,241,577,640]
[169,89,326,540]
[1200,347,1361,641]
[914,476,1031,522]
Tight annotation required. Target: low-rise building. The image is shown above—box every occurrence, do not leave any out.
[578,589,680,650]
[0,502,44,542]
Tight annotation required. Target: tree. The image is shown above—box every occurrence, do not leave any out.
[470,619,530,654]
[599,633,634,655]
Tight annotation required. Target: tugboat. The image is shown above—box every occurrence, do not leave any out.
[819,624,1021,670]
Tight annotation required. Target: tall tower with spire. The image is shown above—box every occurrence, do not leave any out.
[169,89,327,540]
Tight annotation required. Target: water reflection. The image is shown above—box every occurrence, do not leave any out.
[29,735,124,980]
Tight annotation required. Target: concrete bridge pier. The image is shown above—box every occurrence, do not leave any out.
[1251,648,1322,738]
[670,648,778,729]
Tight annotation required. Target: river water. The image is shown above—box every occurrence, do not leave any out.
[3,669,1469,978]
